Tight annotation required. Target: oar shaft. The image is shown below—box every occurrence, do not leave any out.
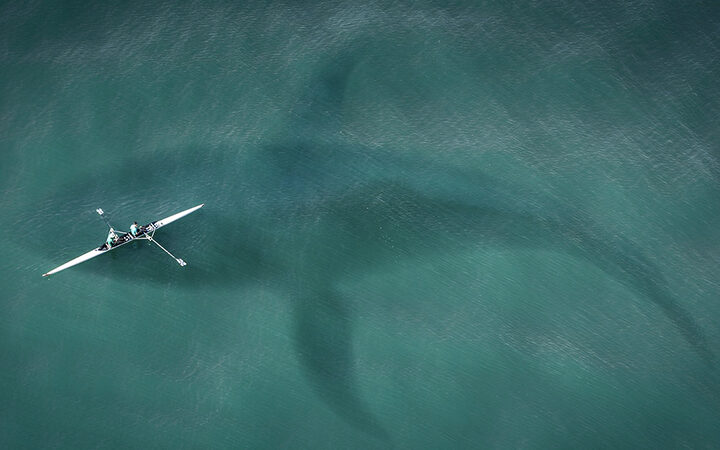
[144,234,186,266]
[96,208,114,229]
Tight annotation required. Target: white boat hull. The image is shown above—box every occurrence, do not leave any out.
[151,204,205,230]
[43,248,107,277]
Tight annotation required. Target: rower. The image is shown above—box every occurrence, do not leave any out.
[106,228,118,248]
[130,221,140,237]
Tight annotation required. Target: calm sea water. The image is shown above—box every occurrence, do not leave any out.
[2,1,720,448]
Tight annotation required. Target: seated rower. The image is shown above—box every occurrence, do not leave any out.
[106,228,118,249]
[130,221,140,237]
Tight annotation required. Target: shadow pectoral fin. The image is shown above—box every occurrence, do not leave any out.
[294,287,389,440]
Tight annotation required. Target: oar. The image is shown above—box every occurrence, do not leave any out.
[142,233,187,266]
[96,208,114,229]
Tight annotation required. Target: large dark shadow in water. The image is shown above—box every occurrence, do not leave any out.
[271,42,717,433]
[32,40,716,440]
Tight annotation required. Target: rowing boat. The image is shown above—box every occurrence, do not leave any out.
[42,204,204,277]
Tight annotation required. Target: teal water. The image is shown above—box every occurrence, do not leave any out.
[2,1,720,448]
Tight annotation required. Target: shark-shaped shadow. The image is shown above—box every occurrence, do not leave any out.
[34,42,715,440]
[261,43,718,438]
